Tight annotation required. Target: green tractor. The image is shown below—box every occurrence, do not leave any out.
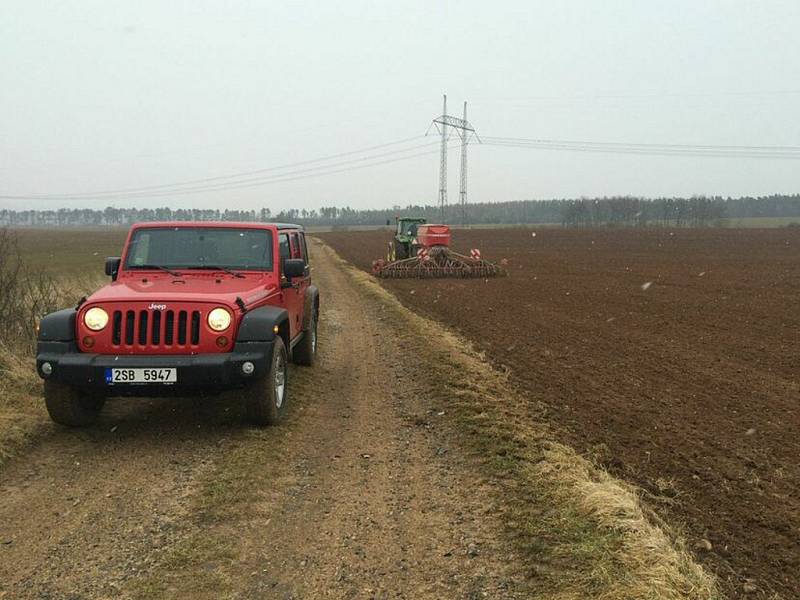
[391,217,426,260]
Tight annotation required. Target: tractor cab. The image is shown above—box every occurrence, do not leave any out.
[396,217,426,240]
[391,217,427,260]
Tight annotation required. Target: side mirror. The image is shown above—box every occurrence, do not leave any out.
[105,257,121,281]
[283,258,306,279]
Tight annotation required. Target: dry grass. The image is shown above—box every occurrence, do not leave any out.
[0,344,47,462]
[0,228,108,462]
[316,238,720,600]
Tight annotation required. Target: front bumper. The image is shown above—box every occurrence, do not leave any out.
[36,340,274,396]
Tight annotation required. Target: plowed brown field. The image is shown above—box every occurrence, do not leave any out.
[318,227,800,599]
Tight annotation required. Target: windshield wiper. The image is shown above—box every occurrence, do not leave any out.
[185,265,245,278]
[128,264,182,277]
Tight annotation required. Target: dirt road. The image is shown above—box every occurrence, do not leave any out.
[0,241,529,599]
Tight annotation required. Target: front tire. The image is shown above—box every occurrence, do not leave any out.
[44,381,105,427]
[245,337,289,426]
[293,312,317,367]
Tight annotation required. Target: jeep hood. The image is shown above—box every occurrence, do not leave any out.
[86,275,279,310]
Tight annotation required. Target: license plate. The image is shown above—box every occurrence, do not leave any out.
[105,368,177,384]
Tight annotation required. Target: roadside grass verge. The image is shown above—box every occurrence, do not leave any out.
[316,239,720,600]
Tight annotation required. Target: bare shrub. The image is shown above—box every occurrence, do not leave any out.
[0,228,22,317]
[0,228,101,354]
[0,229,107,459]
[0,229,62,350]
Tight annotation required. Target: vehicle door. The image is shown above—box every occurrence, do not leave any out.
[295,231,311,291]
[290,232,312,333]
[278,232,304,340]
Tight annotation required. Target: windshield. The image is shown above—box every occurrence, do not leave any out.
[400,221,421,236]
[124,227,273,271]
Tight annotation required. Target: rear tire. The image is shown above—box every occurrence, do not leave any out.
[293,312,317,367]
[395,241,408,260]
[44,381,105,427]
[245,337,289,426]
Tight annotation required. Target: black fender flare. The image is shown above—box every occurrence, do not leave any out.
[38,308,77,342]
[235,305,290,346]
[304,285,319,330]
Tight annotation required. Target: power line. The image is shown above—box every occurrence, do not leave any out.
[1,142,461,202]
[482,136,800,159]
[484,142,800,160]
[0,135,427,200]
[483,142,800,159]
[472,90,800,104]
[0,137,435,200]
[483,135,800,152]
[6,117,800,204]
[109,141,440,199]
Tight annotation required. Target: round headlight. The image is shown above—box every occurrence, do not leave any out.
[84,307,109,331]
[208,307,232,331]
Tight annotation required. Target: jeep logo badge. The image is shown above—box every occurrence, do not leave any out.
[148,303,167,311]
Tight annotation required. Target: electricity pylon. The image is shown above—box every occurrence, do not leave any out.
[429,95,480,225]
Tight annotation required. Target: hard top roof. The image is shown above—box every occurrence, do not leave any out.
[130,221,303,231]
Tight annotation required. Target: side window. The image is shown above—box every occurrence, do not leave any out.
[289,232,304,260]
[300,233,309,264]
[278,233,290,275]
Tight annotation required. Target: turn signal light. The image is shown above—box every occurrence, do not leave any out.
[216,336,229,348]
[82,336,95,348]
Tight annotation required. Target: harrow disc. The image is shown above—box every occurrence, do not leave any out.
[373,248,504,279]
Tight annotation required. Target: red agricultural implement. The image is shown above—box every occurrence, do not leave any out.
[372,221,504,278]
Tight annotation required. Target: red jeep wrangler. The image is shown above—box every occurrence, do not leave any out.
[35,222,319,427]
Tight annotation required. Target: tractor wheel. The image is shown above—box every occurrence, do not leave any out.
[44,381,105,427]
[293,312,317,367]
[245,336,289,426]
[395,241,409,260]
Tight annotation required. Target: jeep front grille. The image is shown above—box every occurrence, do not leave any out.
[111,309,201,348]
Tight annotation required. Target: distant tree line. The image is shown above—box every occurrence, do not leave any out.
[561,196,729,227]
[2,194,800,228]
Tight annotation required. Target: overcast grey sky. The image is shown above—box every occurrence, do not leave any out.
[3,1,800,212]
